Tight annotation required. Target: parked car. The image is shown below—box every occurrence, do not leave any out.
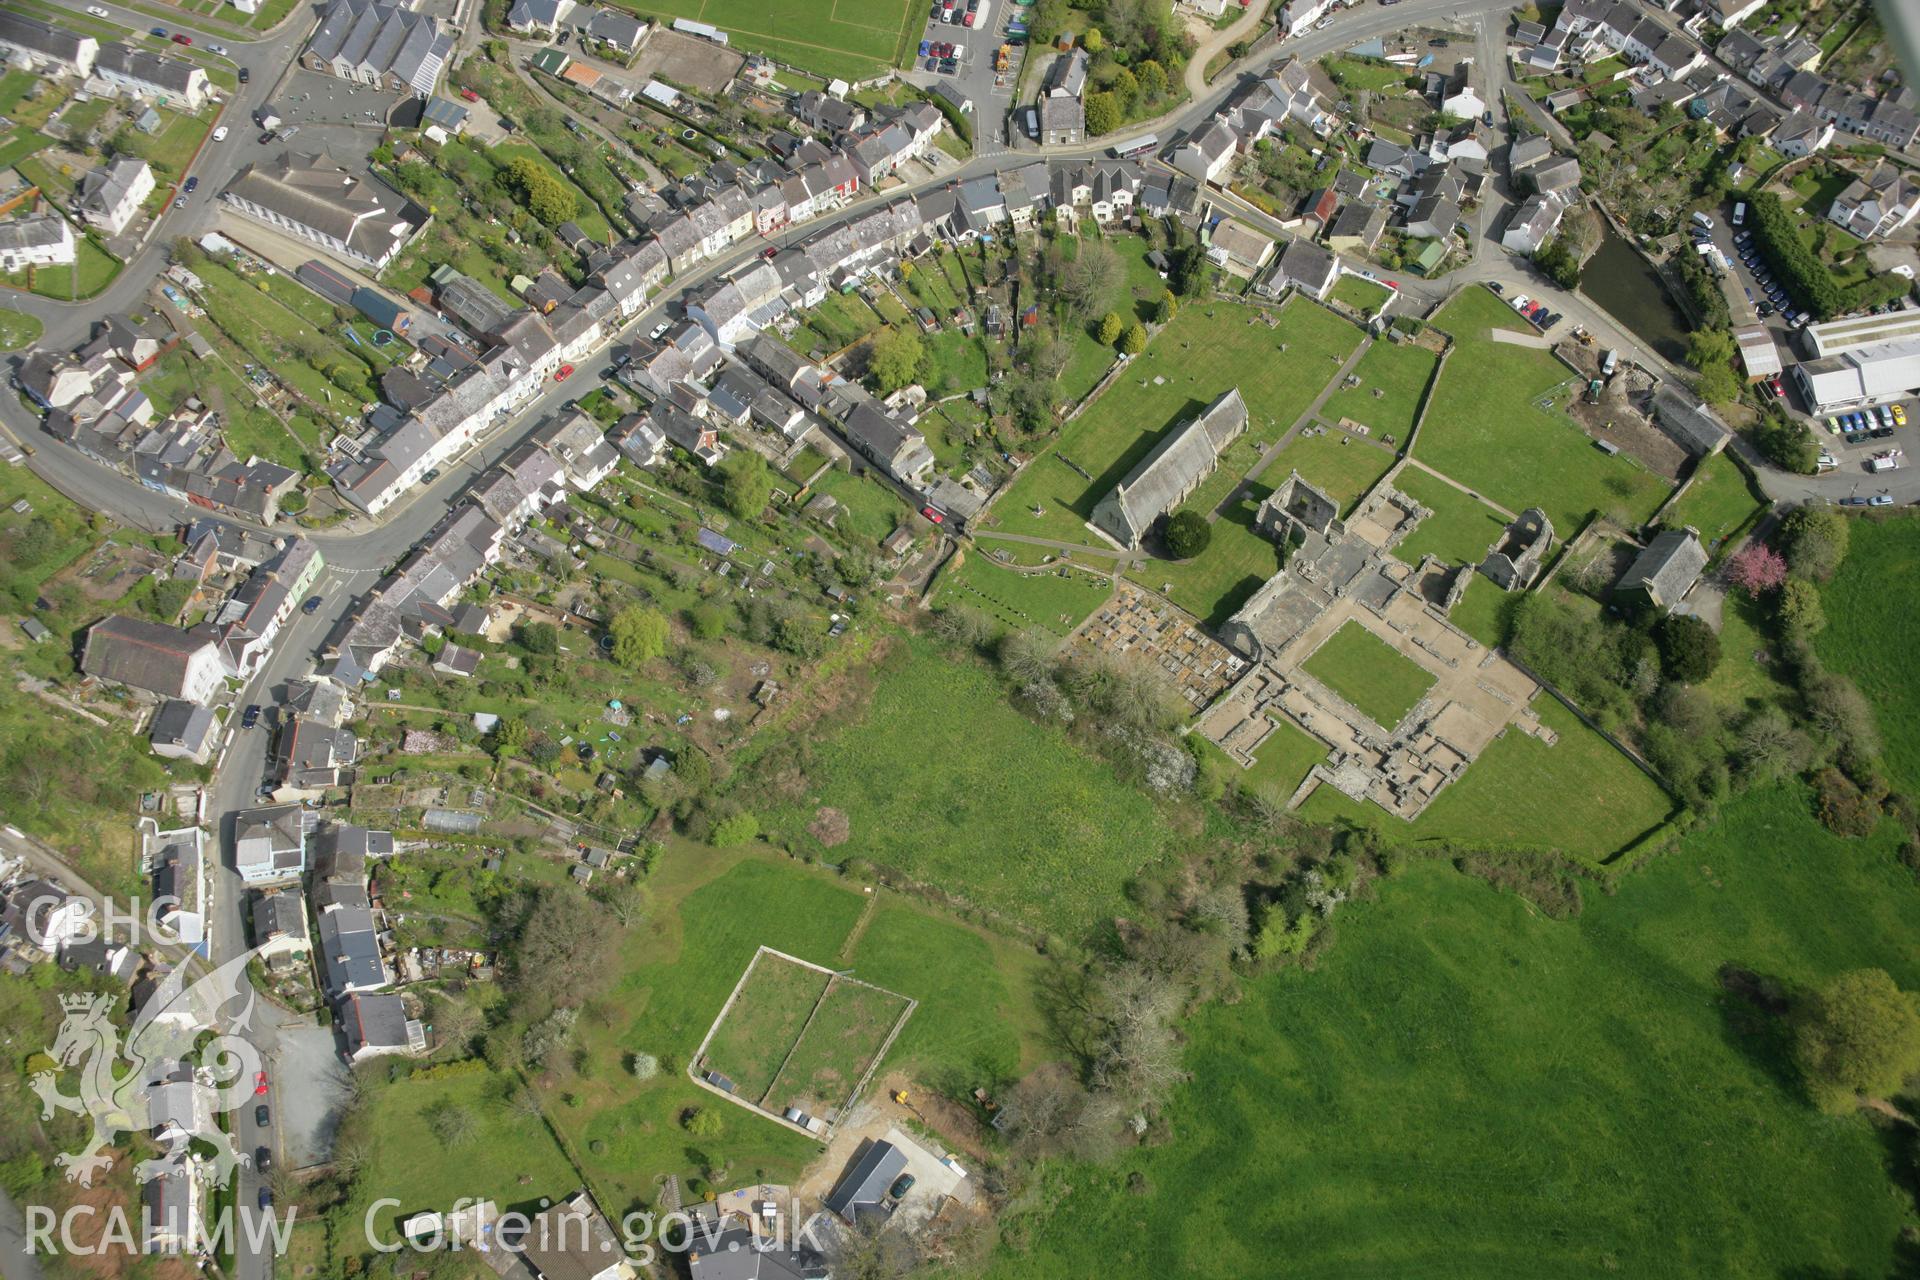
[1842,495,1871,506]
[212,126,228,142]
[648,322,669,340]
[889,1174,916,1200]
[237,67,250,82]
[555,364,575,381]
[459,86,479,101]
[255,1104,270,1126]
[171,32,191,44]
[209,42,227,54]
[1895,404,1908,426]
[258,131,275,143]
[242,704,261,728]
[1767,375,1785,399]
[258,1188,273,1211]
[255,1148,271,1174]
[302,596,322,614]
[183,176,198,193]
[1871,494,1895,506]
[85,4,108,13]
[921,505,945,524]
[254,1072,269,1096]
[149,26,168,36]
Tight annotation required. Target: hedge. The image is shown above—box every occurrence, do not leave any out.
[1748,191,1845,319]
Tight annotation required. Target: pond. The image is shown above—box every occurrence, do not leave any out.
[1580,222,1692,363]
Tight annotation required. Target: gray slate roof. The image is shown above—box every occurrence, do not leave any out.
[1091,388,1248,547]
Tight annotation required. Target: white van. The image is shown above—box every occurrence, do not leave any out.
[1732,202,1746,226]
[1691,210,1715,231]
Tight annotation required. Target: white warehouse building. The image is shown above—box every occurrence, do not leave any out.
[1790,338,1920,414]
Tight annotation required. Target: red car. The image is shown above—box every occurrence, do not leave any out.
[1767,375,1785,399]
[555,364,575,381]
[254,1071,268,1096]
[459,87,479,102]
[171,32,192,44]
[963,10,974,23]
[762,245,778,259]
[921,505,944,524]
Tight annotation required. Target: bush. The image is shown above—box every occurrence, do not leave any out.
[1753,411,1818,475]
[710,813,759,847]
[1749,192,1844,319]
[1163,509,1212,558]
[1813,767,1880,837]
[1654,613,1720,684]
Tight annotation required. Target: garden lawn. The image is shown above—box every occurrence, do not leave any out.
[805,468,906,549]
[1419,288,1670,532]
[0,307,40,349]
[936,550,1113,637]
[0,127,47,169]
[1301,621,1436,728]
[1392,466,1512,566]
[989,299,1362,555]
[920,327,988,399]
[1261,430,1395,514]
[756,636,1176,935]
[1300,697,1671,861]
[1665,452,1768,556]
[845,905,1039,1080]
[1446,573,1518,649]
[1319,337,1437,440]
[1330,273,1392,313]
[9,234,120,300]
[1814,511,1920,792]
[488,138,612,241]
[983,785,1920,1279]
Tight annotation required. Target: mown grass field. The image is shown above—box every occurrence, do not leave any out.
[1319,336,1436,440]
[768,976,911,1113]
[984,784,1920,1279]
[1392,465,1511,566]
[700,950,831,1101]
[1262,430,1395,514]
[935,549,1114,637]
[1419,288,1670,533]
[1245,713,1327,797]
[1446,572,1519,650]
[626,0,920,79]
[1815,511,1920,792]
[1126,479,1285,628]
[1300,697,1671,860]
[986,299,1364,553]
[756,636,1176,935]
[1665,451,1769,555]
[1301,621,1435,728]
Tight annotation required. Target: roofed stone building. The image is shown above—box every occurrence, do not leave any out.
[302,0,453,96]
[221,152,427,271]
[1616,527,1707,612]
[1090,388,1248,549]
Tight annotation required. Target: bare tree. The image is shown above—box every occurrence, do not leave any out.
[1059,241,1124,319]
[998,627,1060,683]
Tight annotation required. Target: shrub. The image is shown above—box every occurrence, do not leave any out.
[1813,767,1879,837]
[1163,510,1212,558]
[1654,613,1720,683]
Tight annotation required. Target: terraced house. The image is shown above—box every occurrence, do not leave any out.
[221,151,427,271]
[92,42,211,111]
[303,0,454,97]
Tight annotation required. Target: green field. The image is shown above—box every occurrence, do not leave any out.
[1330,273,1393,313]
[1419,288,1670,533]
[755,636,1175,935]
[1318,337,1437,440]
[1446,573,1518,650]
[1244,713,1327,797]
[936,550,1113,637]
[1301,621,1436,728]
[1301,697,1671,860]
[1815,512,1920,791]
[624,0,920,79]
[987,299,1365,552]
[1664,452,1768,555]
[1261,430,1395,514]
[766,976,911,1114]
[985,784,1920,1278]
[699,950,831,1101]
[1392,465,1511,566]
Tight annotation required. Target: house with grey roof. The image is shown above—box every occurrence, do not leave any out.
[1039,94,1085,146]
[149,699,216,763]
[1500,192,1565,254]
[0,213,74,272]
[315,901,386,998]
[235,803,307,883]
[92,41,210,110]
[1091,388,1248,549]
[1616,528,1708,612]
[823,1139,907,1225]
[81,616,229,703]
[342,991,424,1061]
[0,10,97,75]
[222,152,426,271]
[75,157,154,235]
[302,0,453,97]
[250,890,310,966]
[1260,237,1338,300]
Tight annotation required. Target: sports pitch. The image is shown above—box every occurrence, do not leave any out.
[630,0,921,80]
[693,946,915,1132]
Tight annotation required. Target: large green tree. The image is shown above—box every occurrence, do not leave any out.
[868,326,924,394]
[1163,509,1211,558]
[1794,969,1920,1109]
[608,605,668,668]
[719,450,771,519]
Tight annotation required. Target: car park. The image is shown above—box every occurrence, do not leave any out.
[924,56,937,69]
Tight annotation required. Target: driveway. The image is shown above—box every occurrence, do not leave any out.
[263,1022,353,1172]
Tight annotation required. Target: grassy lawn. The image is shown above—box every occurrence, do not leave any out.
[920,327,988,399]
[805,467,907,550]
[1244,713,1327,797]
[1700,584,1786,716]
[630,0,920,78]
[1447,573,1519,649]
[1301,620,1436,728]
[987,784,1919,1278]
[1419,288,1670,533]
[0,307,41,349]
[989,299,1363,557]
[753,635,1176,936]
[1319,337,1437,440]
[1330,274,1393,313]
[1261,430,1395,514]
[1665,452,1768,556]
[768,976,911,1114]
[1301,697,1672,861]
[699,950,831,1102]
[6,233,121,300]
[0,128,48,170]
[1392,466,1511,566]
[1815,512,1920,792]
[935,550,1113,637]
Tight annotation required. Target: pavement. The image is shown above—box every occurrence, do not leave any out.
[3,0,1825,1272]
